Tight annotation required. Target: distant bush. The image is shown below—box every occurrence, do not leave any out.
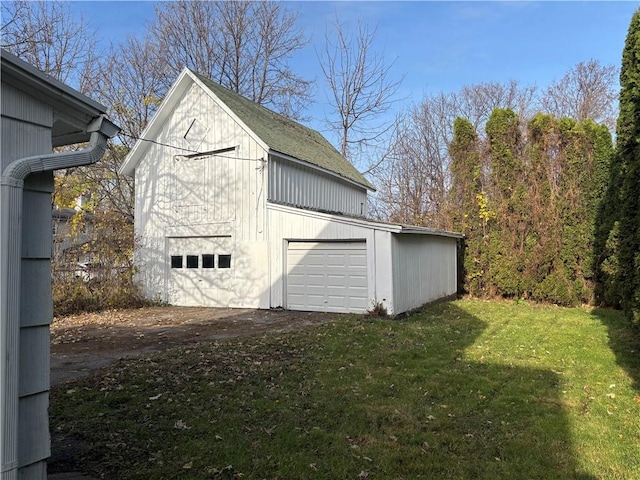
[52,271,154,317]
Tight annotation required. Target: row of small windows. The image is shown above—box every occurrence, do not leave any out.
[171,254,232,269]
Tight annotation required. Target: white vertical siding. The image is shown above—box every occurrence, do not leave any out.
[373,230,395,314]
[134,82,269,306]
[391,234,458,314]
[268,156,367,216]
[164,236,269,308]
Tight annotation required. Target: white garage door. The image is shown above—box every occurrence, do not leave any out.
[286,241,368,313]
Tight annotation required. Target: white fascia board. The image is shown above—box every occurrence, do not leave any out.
[267,202,463,239]
[269,151,373,193]
[267,202,402,233]
[398,226,464,239]
[119,68,194,176]
[189,72,270,153]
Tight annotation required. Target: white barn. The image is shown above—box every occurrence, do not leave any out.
[121,69,461,316]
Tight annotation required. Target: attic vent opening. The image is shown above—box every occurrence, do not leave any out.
[184,118,208,149]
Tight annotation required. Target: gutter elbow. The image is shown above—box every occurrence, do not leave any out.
[1,114,118,181]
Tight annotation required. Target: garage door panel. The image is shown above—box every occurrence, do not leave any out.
[286,241,368,314]
[349,278,368,289]
[348,256,367,268]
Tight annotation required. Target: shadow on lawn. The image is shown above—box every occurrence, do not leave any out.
[590,307,640,392]
[394,303,598,480]
[49,303,601,479]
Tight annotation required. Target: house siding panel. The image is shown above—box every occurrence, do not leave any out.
[17,392,49,469]
[2,87,54,478]
[2,51,114,480]
[268,156,367,216]
[20,260,53,328]
[18,326,49,396]
[1,118,52,164]
[391,234,458,314]
[1,83,53,130]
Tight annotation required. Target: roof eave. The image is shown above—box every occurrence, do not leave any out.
[398,226,464,239]
[1,49,112,146]
[269,150,376,192]
[120,68,195,176]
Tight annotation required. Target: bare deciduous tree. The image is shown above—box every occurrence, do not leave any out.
[375,80,536,228]
[319,16,403,163]
[541,59,618,131]
[457,80,537,132]
[150,0,312,119]
[1,0,98,90]
[88,35,167,147]
[375,96,451,229]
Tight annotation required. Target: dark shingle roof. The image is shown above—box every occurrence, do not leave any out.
[192,71,374,190]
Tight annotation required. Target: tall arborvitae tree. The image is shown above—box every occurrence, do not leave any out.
[605,9,640,324]
[525,113,562,300]
[485,108,527,297]
[555,118,612,304]
[452,108,613,305]
[449,118,487,294]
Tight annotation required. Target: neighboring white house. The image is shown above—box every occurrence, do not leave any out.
[121,69,461,316]
[1,50,118,479]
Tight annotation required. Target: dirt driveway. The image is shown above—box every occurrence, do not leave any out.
[51,306,341,386]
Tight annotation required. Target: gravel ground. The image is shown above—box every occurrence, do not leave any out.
[49,306,342,477]
[51,306,341,385]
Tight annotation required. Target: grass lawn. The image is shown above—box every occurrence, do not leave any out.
[50,299,640,479]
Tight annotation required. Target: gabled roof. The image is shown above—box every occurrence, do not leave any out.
[192,72,374,190]
[121,69,374,190]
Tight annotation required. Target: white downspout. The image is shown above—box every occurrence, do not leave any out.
[0,115,118,478]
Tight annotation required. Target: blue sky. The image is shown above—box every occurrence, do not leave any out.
[71,1,639,133]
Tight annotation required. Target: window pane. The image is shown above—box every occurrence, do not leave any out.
[186,255,199,268]
[171,255,183,268]
[202,254,215,269]
[218,254,231,269]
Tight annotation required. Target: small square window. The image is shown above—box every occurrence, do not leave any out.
[186,255,199,269]
[171,255,183,268]
[202,254,215,269]
[218,254,231,269]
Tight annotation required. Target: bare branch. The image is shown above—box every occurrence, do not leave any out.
[318,15,404,162]
[541,59,618,131]
[149,0,312,119]
[1,0,97,89]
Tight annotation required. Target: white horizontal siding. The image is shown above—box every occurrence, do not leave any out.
[268,155,367,216]
[391,234,458,314]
